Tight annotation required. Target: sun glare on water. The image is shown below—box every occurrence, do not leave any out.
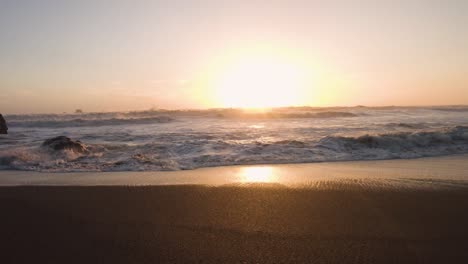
[212,55,308,109]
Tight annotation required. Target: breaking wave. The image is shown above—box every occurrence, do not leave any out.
[430,106,468,112]
[9,116,174,128]
[383,122,430,129]
[317,126,468,159]
[2,108,361,130]
[1,126,468,172]
[214,110,358,119]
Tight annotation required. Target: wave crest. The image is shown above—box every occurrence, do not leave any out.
[9,116,174,128]
[1,126,468,172]
[318,126,468,158]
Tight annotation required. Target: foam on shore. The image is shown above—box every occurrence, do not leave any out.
[1,154,467,188]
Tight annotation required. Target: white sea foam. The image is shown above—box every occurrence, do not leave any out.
[1,106,468,172]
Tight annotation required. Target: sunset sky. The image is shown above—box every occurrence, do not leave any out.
[1,0,468,114]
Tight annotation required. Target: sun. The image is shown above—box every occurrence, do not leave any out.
[212,55,307,109]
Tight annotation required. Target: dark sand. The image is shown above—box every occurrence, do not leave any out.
[1,183,468,263]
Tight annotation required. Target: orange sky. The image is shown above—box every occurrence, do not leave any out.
[1,1,468,114]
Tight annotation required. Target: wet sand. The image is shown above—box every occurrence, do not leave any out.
[1,154,468,186]
[1,182,468,263]
[1,156,468,263]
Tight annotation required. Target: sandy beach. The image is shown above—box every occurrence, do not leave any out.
[2,184,468,263]
[1,156,468,263]
[2,154,468,187]
[3,0,468,262]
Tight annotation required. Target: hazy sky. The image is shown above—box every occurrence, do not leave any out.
[1,0,468,114]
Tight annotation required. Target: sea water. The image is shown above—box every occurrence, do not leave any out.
[1,106,468,172]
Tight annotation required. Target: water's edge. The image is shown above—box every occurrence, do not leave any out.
[1,154,467,187]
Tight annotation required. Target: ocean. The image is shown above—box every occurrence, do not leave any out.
[1,106,468,172]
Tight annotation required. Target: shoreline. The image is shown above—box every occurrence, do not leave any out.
[2,155,468,263]
[1,154,468,187]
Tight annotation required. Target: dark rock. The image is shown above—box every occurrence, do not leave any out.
[0,114,7,134]
[42,136,87,153]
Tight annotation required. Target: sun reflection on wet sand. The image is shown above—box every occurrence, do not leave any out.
[238,166,279,183]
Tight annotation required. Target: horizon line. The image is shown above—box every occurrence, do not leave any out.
[3,104,468,116]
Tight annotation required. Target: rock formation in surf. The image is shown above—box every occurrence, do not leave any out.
[42,136,87,153]
[0,114,7,134]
